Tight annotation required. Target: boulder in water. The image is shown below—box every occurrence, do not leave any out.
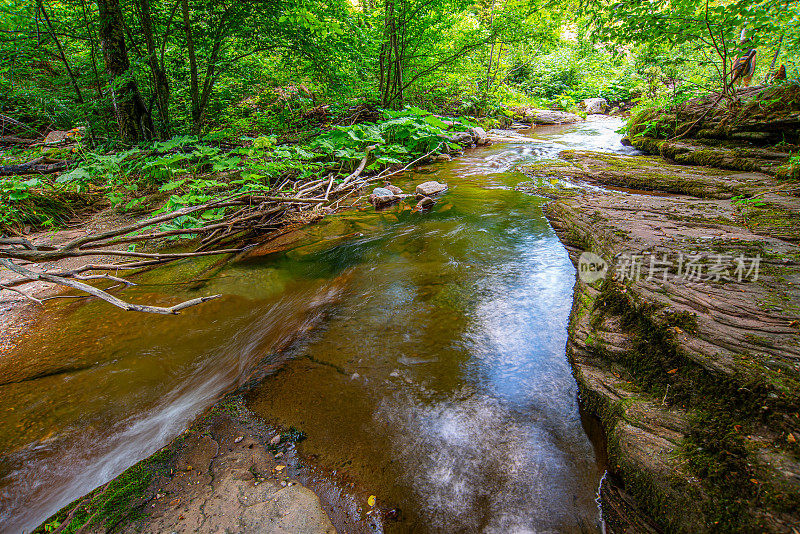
[516,108,582,125]
[469,126,489,145]
[369,187,400,207]
[415,181,448,197]
[415,196,436,210]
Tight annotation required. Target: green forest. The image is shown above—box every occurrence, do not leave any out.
[1,0,798,231]
[0,0,799,277]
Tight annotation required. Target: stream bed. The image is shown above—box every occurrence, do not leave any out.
[0,118,634,533]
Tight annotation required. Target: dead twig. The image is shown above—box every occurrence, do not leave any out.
[0,258,220,314]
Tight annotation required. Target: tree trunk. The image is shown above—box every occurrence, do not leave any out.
[181,0,202,134]
[380,0,403,109]
[79,0,104,99]
[37,0,84,104]
[138,0,171,138]
[96,0,154,142]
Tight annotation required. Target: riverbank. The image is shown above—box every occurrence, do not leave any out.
[31,396,348,534]
[526,144,800,531]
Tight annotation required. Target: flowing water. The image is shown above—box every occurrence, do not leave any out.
[0,118,633,533]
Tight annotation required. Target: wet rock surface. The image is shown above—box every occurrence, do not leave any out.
[521,150,800,242]
[537,147,800,533]
[33,403,339,534]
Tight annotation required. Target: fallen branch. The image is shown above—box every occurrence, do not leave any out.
[334,145,376,192]
[0,258,220,314]
[0,136,37,146]
[0,141,453,314]
[0,157,69,176]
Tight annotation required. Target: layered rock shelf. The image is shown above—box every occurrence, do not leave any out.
[524,147,800,533]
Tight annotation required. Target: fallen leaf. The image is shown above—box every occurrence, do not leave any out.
[733,424,742,433]
[275,465,285,472]
[750,479,759,484]
[234,436,244,443]
[169,498,181,506]
[367,495,376,507]
[788,433,796,444]
[667,369,678,374]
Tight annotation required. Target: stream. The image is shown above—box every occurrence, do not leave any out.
[0,117,635,533]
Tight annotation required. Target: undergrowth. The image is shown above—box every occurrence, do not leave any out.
[0,106,473,234]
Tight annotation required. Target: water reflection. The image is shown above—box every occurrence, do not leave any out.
[245,130,611,532]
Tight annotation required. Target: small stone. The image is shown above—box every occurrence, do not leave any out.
[234,436,244,443]
[275,465,286,471]
[372,187,394,197]
[270,434,281,446]
[415,181,447,197]
[436,153,451,162]
[385,184,403,195]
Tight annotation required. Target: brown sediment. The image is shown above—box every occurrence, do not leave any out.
[533,147,800,533]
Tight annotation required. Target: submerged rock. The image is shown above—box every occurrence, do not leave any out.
[415,181,448,197]
[415,196,436,210]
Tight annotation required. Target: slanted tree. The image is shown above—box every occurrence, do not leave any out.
[96,0,154,141]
